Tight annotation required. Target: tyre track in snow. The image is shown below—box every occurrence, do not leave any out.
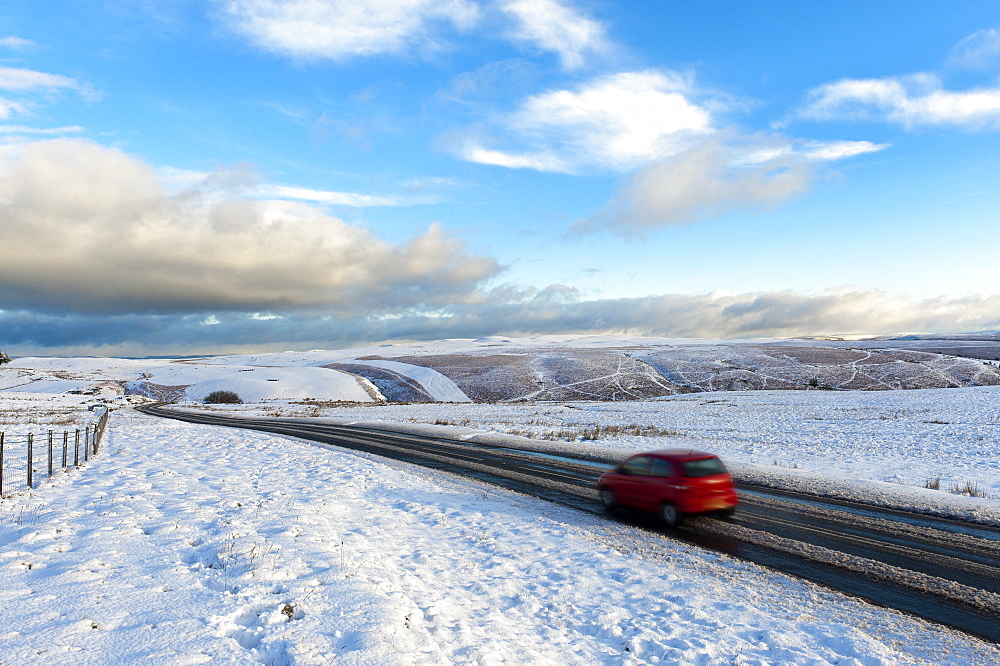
[137,403,1000,643]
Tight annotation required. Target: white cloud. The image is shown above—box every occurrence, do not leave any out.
[735,139,888,166]
[800,74,1000,130]
[157,168,434,207]
[0,124,84,135]
[0,66,80,91]
[586,289,1000,339]
[0,139,499,314]
[450,68,886,226]
[576,138,814,235]
[411,287,1000,341]
[265,185,415,207]
[0,98,28,119]
[500,0,607,70]
[259,184,438,208]
[223,0,480,60]
[0,36,36,50]
[0,66,96,121]
[457,70,715,173]
[799,140,888,161]
[459,144,571,172]
[223,0,611,68]
[947,28,1000,69]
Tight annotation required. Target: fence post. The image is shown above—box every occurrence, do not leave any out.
[74,430,80,467]
[27,433,33,489]
[84,427,90,462]
[62,431,68,469]
[48,430,53,477]
[98,410,107,454]
[0,431,4,496]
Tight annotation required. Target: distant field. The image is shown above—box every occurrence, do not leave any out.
[363,344,1000,402]
[0,393,96,432]
[2,335,1000,407]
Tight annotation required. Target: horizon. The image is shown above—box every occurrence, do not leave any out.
[7,329,1000,361]
[3,1,1000,356]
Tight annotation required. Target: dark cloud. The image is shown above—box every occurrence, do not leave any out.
[5,289,1000,357]
[0,139,499,315]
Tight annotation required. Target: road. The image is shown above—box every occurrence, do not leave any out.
[137,402,1000,643]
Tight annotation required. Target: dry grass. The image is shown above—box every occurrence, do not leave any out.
[920,476,988,497]
[290,399,372,408]
[430,419,681,441]
[0,408,87,429]
[949,480,987,498]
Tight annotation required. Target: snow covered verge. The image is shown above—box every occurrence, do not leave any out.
[184,384,1000,525]
[2,407,999,665]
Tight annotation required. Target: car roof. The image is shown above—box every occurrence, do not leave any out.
[631,449,718,462]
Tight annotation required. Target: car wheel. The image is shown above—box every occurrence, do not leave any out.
[660,502,683,527]
[599,488,617,510]
[718,507,736,520]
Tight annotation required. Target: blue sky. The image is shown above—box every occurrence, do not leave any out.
[2,1,1000,355]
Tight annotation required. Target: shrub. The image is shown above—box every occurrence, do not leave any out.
[0,350,11,366]
[204,390,243,404]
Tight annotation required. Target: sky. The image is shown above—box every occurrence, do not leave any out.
[2,0,1000,356]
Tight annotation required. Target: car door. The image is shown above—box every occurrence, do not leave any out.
[648,457,681,509]
[612,455,652,509]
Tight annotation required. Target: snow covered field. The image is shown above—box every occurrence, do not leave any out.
[0,391,101,430]
[3,334,1000,406]
[2,339,1000,663]
[2,406,999,664]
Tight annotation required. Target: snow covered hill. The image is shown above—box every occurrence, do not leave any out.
[3,336,1000,663]
[3,335,999,406]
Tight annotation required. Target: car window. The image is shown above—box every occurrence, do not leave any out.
[681,457,727,478]
[620,456,651,476]
[649,458,674,477]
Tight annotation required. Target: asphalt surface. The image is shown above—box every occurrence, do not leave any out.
[137,403,1000,643]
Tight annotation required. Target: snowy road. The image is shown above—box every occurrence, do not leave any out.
[139,403,1000,643]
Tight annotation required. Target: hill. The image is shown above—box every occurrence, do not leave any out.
[3,336,999,404]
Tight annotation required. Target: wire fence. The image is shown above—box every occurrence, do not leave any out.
[0,408,110,498]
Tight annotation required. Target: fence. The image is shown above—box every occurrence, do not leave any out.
[0,408,110,497]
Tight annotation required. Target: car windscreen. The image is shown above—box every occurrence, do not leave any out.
[681,457,727,478]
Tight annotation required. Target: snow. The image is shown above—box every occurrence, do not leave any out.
[4,334,999,407]
[125,364,377,404]
[1,356,383,405]
[0,392,100,430]
[2,406,997,664]
[347,359,472,402]
[178,366,375,404]
[4,379,94,394]
[187,385,1000,524]
[3,340,1000,662]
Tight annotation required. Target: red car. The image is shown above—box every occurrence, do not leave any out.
[597,449,738,526]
